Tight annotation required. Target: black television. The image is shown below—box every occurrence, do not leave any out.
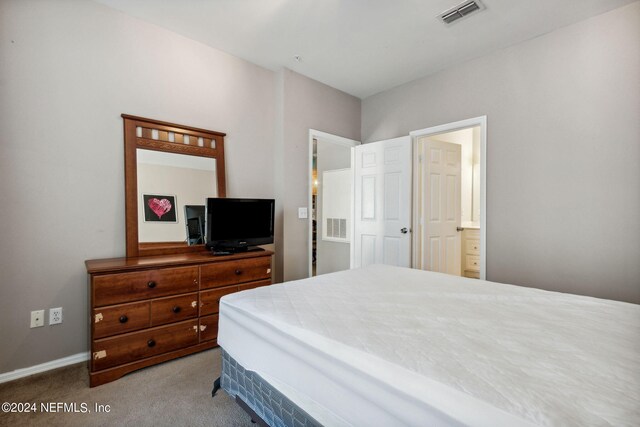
[206,198,275,253]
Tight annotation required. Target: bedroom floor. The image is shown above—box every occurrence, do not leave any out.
[0,348,253,427]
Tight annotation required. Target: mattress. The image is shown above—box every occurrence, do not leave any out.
[218,264,640,426]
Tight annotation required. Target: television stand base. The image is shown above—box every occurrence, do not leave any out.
[211,250,233,255]
[211,247,265,256]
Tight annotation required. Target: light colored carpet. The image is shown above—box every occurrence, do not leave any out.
[0,348,253,427]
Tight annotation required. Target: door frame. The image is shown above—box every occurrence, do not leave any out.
[308,129,360,277]
[409,116,487,279]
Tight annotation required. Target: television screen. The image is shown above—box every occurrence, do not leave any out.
[206,198,274,252]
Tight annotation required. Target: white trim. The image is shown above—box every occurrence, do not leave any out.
[308,129,360,277]
[410,116,488,280]
[311,130,360,148]
[409,116,486,138]
[0,352,89,384]
[350,146,356,269]
[411,138,421,269]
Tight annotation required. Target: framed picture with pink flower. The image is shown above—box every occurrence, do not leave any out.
[142,194,178,223]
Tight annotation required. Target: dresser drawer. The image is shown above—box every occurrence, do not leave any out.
[92,320,198,371]
[464,270,480,279]
[465,228,480,239]
[238,279,271,292]
[199,315,219,342]
[93,266,199,306]
[466,255,480,272]
[93,301,150,339]
[200,285,237,316]
[466,239,480,255]
[151,293,199,327]
[200,257,271,289]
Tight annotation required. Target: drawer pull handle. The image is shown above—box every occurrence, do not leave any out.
[147,339,156,348]
[147,281,157,289]
[119,315,128,324]
[235,269,242,275]
[172,306,181,314]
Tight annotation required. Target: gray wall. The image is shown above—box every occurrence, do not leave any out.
[362,2,640,303]
[0,0,361,375]
[0,0,277,373]
[2,0,635,376]
[279,69,361,282]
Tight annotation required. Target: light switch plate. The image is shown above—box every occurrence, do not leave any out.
[298,207,308,219]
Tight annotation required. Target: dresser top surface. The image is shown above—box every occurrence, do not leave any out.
[86,249,273,274]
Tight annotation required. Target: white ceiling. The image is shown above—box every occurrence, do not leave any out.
[93,0,635,98]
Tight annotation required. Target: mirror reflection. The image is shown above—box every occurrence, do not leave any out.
[136,149,217,244]
[184,205,206,245]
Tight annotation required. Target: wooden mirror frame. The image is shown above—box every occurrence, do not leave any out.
[122,114,226,257]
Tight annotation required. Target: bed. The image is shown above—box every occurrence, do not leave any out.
[216,264,640,426]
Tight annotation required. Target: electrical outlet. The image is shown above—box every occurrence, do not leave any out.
[30,310,45,328]
[49,307,63,325]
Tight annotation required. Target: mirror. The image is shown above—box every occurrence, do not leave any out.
[137,149,216,244]
[123,114,226,257]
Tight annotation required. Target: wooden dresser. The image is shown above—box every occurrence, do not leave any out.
[85,250,272,387]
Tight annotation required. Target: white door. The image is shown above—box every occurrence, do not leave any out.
[353,136,412,268]
[417,139,462,275]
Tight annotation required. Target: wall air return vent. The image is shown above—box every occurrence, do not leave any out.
[440,0,485,24]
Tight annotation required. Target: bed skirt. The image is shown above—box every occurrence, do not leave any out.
[220,348,322,427]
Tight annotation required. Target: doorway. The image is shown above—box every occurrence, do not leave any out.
[410,116,487,280]
[308,130,360,277]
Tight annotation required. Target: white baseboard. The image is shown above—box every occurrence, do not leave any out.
[0,352,89,384]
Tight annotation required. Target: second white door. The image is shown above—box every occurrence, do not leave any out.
[416,139,462,275]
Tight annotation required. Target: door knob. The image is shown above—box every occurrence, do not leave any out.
[456,227,465,232]
[400,228,408,234]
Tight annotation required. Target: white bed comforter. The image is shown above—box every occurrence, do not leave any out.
[218,265,640,426]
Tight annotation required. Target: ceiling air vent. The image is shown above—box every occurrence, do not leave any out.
[440,0,485,24]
